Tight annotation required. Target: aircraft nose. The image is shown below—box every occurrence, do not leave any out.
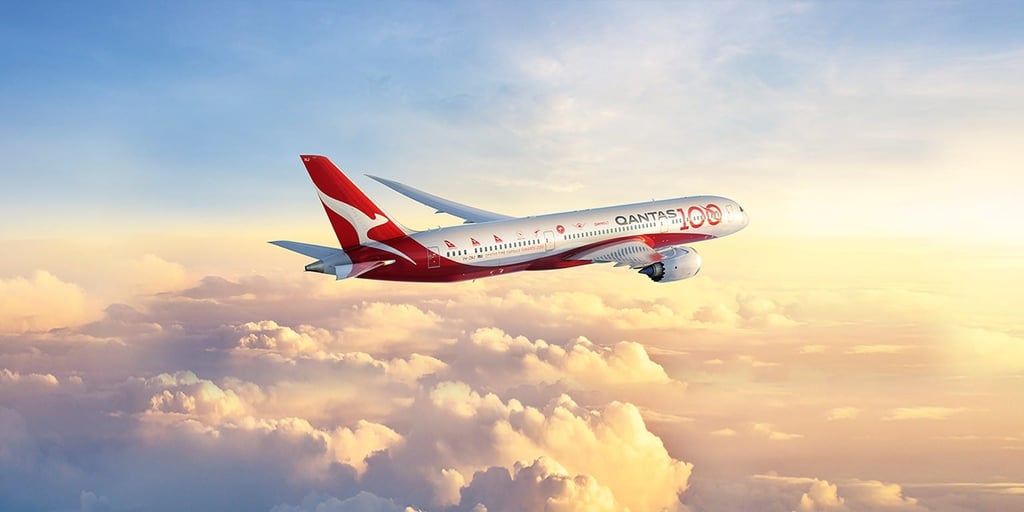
[733,204,749,229]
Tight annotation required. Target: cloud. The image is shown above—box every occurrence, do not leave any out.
[458,457,619,512]
[360,382,692,510]
[946,326,1024,374]
[331,421,404,476]
[132,370,405,478]
[0,271,95,333]
[883,407,967,421]
[0,368,59,388]
[846,345,911,355]
[753,423,804,441]
[339,302,446,355]
[113,254,190,296]
[272,492,418,512]
[234,320,334,356]
[79,490,111,512]
[826,407,862,421]
[446,328,674,395]
[0,257,1015,511]
[727,475,926,512]
[796,479,847,511]
[842,480,925,511]
[142,371,253,422]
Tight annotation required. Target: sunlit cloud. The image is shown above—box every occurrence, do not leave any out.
[826,407,862,421]
[883,407,969,421]
[753,423,804,441]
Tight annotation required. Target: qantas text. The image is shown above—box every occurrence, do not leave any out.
[614,204,722,228]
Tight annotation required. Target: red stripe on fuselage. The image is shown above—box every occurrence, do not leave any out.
[348,232,716,282]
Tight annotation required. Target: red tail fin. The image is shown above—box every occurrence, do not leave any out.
[300,155,408,250]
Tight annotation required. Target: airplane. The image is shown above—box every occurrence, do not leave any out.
[271,155,748,283]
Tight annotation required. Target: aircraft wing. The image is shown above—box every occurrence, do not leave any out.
[567,239,665,269]
[366,175,513,224]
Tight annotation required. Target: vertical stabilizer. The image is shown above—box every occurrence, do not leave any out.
[299,155,409,250]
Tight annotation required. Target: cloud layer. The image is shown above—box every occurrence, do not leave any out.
[1,232,1022,512]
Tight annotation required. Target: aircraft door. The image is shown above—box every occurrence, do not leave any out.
[658,217,669,233]
[427,247,440,269]
[543,231,555,251]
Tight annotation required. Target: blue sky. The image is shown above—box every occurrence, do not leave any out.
[2,1,1022,237]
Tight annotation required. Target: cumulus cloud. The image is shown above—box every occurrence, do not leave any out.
[234,320,334,356]
[360,382,692,511]
[445,328,674,396]
[718,475,926,512]
[142,371,253,421]
[459,457,619,512]
[0,258,1014,512]
[1,257,1015,511]
[228,320,447,383]
[331,421,404,476]
[796,479,848,511]
[113,254,190,295]
[0,271,95,333]
[842,480,926,511]
[339,302,446,356]
[0,368,59,387]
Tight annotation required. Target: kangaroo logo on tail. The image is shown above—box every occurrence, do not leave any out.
[314,188,415,264]
[301,155,415,265]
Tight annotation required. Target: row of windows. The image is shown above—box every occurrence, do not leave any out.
[564,223,655,240]
[446,239,541,258]
[443,217,681,258]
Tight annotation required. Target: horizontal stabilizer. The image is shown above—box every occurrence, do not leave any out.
[269,240,341,260]
[336,260,394,280]
[366,174,513,224]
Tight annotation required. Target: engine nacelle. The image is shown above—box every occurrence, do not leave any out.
[638,247,702,283]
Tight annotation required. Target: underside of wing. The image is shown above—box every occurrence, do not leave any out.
[567,239,664,268]
[366,175,513,224]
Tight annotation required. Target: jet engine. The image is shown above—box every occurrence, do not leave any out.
[638,247,702,283]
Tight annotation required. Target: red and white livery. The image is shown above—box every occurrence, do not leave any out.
[272,155,749,283]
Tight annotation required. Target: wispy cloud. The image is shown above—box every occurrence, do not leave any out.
[826,407,862,421]
[883,407,968,421]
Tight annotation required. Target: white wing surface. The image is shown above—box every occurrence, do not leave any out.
[366,175,513,224]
